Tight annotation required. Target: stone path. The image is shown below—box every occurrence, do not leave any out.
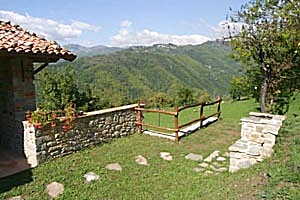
[9,150,228,199]
[186,150,229,175]
[105,163,122,171]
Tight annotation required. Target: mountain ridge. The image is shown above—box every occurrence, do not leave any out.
[63,44,123,57]
[51,41,239,107]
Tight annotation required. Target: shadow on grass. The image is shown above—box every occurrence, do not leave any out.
[0,169,33,193]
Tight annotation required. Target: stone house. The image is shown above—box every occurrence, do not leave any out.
[0,20,76,155]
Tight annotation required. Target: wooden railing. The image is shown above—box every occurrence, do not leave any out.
[135,97,222,142]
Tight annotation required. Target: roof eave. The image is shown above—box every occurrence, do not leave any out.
[0,51,77,63]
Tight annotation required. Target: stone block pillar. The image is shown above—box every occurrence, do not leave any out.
[229,112,286,172]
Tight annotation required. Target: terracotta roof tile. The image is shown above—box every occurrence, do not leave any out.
[0,21,76,62]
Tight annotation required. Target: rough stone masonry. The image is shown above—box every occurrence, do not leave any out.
[229,112,286,172]
[23,104,138,167]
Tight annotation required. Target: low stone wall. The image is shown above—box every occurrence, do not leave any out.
[229,112,286,172]
[23,104,138,167]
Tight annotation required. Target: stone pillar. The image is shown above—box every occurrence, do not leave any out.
[23,121,38,167]
[229,112,286,172]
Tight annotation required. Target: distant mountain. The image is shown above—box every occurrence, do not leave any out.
[52,41,240,106]
[63,44,123,57]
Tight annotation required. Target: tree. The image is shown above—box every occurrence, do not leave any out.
[35,65,98,111]
[228,0,300,113]
[229,75,251,100]
[175,87,196,106]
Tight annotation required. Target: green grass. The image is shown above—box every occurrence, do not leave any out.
[1,97,300,199]
[259,93,300,199]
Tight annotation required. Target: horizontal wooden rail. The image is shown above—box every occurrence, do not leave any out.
[135,107,177,116]
[178,102,203,112]
[178,117,203,129]
[204,99,221,106]
[136,97,222,142]
[136,122,177,132]
[205,112,221,120]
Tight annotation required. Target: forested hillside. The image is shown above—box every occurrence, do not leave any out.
[40,41,240,108]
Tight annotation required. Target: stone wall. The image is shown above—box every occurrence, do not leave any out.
[229,112,286,172]
[23,104,139,167]
[0,57,35,153]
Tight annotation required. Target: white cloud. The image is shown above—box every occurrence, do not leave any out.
[120,20,133,28]
[0,10,101,42]
[111,23,211,47]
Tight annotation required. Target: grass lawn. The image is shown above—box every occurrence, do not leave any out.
[1,97,300,199]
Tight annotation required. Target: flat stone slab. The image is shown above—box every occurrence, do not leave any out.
[160,152,173,161]
[216,156,226,162]
[185,153,203,161]
[8,196,22,200]
[215,167,228,172]
[199,162,209,168]
[204,170,214,175]
[45,181,64,198]
[229,140,248,152]
[135,155,149,166]
[193,167,206,172]
[204,150,220,162]
[84,172,100,182]
[105,163,122,171]
[212,162,221,168]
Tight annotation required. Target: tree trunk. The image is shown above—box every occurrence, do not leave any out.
[260,76,268,113]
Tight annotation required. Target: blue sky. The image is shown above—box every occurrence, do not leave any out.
[0,0,248,47]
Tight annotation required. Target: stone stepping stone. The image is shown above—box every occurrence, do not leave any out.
[8,196,22,200]
[209,165,217,171]
[204,150,220,162]
[215,167,228,172]
[204,170,214,175]
[199,162,209,168]
[105,163,122,171]
[135,155,149,166]
[216,156,226,162]
[212,162,221,167]
[185,153,203,161]
[160,152,172,161]
[45,181,64,198]
[193,167,206,172]
[84,171,100,182]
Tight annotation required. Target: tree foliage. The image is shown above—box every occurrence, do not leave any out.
[35,65,98,111]
[228,0,300,113]
[175,87,197,106]
[229,75,252,100]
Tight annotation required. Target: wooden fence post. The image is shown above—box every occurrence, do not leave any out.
[174,105,179,142]
[217,96,221,120]
[137,102,142,133]
[199,100,204,128]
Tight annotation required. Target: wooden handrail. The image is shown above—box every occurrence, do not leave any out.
[178,102,203,112]
[135,107,177,116]
[204,99,221,106]
[136,97,222,142]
